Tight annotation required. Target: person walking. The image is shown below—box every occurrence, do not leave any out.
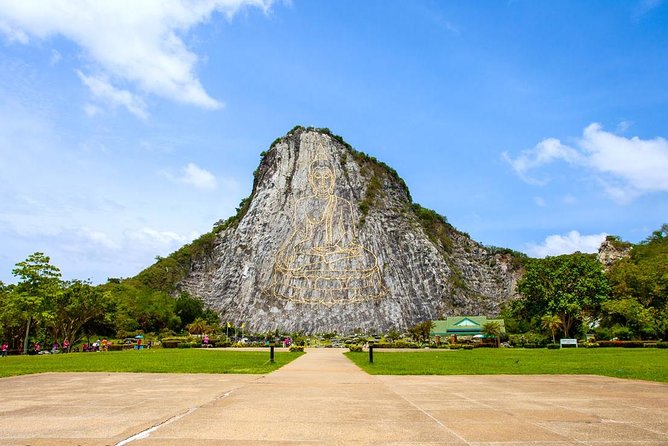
[1,342,8,357]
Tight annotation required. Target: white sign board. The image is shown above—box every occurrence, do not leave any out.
[560,338,578,348]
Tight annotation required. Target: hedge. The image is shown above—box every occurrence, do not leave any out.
[597,341,652,348]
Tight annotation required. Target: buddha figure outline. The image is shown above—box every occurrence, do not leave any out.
[268,143,386,306]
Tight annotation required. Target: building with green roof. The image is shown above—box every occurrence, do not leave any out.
[431,316,505,337]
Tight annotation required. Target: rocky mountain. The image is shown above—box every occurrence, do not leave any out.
[597,236,633,271]
[140,127,523,333]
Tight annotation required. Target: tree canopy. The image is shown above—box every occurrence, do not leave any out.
[516,253,610,338]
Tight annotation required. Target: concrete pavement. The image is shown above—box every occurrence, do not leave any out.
[0,348,666,445]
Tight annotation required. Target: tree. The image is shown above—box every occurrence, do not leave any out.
[603,225,668,339]
[481,321,503,347]
[516,253,609,338]
[11,253,62,353]
[0,282,18,344]
[385,329,402,342]
[186,318,210,335]
[101,282,180,335]
[540,314,563,344]
[175,292,205,328]
[407,320,434,344]
[49,280,108,349]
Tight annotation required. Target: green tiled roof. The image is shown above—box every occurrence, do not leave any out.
[431,316,505,336]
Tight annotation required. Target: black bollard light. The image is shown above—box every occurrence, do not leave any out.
[270,342,275,363]
[368,340,374,364]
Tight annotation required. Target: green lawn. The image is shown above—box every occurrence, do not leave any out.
[345,348,668,383]
[0,349,303,378]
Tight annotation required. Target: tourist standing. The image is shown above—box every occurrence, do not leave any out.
[63,339,70,353]
[1,342,8,357]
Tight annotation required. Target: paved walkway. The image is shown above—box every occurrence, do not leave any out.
[0,348,666,445]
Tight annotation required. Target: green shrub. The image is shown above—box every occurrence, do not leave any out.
[177,343,192,349]
[612,326,633,341]
[509,332,549,348]
[289,345,304,352]
[582,342,600,348]
[392,340,419,349]
[462,345,474,350]
[372,341,419,348]
[348,345,363,352]
[106,344,123,352]
[597,340,647,348]
[162,337,191,349]
[657,342,668,349]
[546,343,560,349]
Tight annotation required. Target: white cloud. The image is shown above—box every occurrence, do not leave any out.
[181,163,218,190]
[561,195,577,205]
[0,20,28,43]
[616,120,632,133]
[504,123,668,202]
[80,227,121,251]
[0,0,274,114]
[128,227,195,246]
[49,49,62,65]
[526,230,607,258]
[77,71,148,119]
[83,103,102,117]
[162,162,219,190]
[580,123,668,202]
[502,138,582,184]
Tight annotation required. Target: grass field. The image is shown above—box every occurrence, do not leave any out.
[0,348,303,378]
[345,348,668,383]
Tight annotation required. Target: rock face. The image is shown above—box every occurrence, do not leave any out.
[178,127,521,333]
[597,237,632,271]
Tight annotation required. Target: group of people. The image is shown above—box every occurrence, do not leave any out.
[0,339,72,356]
[83,339,108,352]
[34,339,71,354]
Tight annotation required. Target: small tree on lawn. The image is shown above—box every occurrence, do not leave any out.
[541,314,563,344]
[481,321,503,347]
[385,329,402,343]
[186,318,209,336]
[407,320,434,344]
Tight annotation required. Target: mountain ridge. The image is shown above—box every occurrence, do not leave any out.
[132,126,524,333]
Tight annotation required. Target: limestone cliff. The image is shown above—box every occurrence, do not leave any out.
[150,127,522,333]
[597,236,632,271]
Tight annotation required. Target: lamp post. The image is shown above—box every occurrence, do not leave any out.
[368,340,374,364]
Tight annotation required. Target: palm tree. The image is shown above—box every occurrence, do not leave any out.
[541,314,563,344]
[186,318,209,336]
[481,321,503,348]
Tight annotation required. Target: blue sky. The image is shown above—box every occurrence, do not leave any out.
[1,0,667,284]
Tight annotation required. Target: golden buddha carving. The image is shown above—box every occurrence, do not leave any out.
[267,141,386,306]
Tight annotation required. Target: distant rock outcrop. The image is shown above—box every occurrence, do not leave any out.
[597,236,632,271]
[154,127,523,333]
